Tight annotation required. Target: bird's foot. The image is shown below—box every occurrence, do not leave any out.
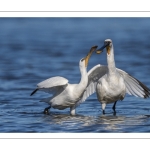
[43,108,49,115]
[43,106,51,115]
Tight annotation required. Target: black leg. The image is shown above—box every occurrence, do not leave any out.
[113,111,116,116]
[112,101,117,113]
[44,106,51,115]
[102,110,105,114]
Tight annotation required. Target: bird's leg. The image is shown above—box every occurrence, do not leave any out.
[70,105,76,116]
[112,101,117,114]
[102,110,105,114]
[44,106,51,115]
[102,103,106,115]
[113,111,116,116]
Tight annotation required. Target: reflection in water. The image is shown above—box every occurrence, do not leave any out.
[39,113,148,132]
[95,115,148,132]
[42,113,97,127]
[97,115,126,130]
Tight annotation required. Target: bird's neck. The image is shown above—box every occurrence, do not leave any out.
[79,66,88,87]
[107,45,116,75]
[77,66,88,93]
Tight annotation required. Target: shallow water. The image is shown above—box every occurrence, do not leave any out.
[0,18,150,133]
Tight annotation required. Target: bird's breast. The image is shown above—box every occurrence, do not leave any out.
[97,76,126,103]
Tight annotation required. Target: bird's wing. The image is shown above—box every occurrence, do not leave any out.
[31,76,68,95]
[37,76,68,88]
[117,68,150,98]
[75,64,108,106]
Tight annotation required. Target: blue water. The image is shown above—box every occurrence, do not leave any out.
[0,18,150,133]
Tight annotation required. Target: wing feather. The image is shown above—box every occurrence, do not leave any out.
[124,79,140,97]
[37,76,68,88]
[31,76,68,95]
[125,76,146,97]
[75,64,108,106]
[117,68,150,98]
[76,65,150,107]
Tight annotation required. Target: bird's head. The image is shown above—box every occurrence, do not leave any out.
[80,45,98,68]
[96,39,112,55]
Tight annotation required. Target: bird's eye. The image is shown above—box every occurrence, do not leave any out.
[81,58,84,62]
[105,41,111,45]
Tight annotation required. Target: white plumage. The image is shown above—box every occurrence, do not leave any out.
[77,39,150,114]
[30,46,98,115]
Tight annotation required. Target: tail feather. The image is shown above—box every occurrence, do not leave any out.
[30,88,38,96]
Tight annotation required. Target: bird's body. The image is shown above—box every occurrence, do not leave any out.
[30,46,97,115]
[40,76,87,113]
[96,71,126,107]
[96,39,127,113]
[80,39,150,114]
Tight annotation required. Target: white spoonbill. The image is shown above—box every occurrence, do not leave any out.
[76,39,150,114]
[30,45,98,115]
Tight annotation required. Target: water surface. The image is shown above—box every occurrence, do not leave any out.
[0,18,150,133]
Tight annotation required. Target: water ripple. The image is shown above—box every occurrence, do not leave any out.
[1,18,150,133]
